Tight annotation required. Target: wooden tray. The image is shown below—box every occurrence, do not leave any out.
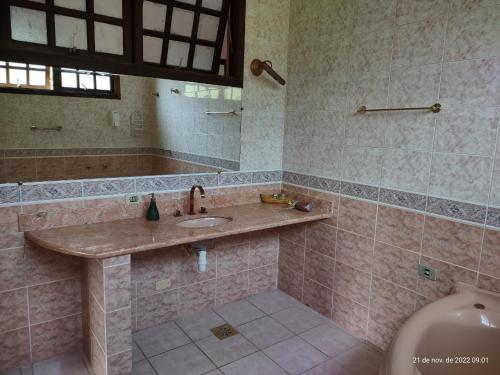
[260,194,293,205]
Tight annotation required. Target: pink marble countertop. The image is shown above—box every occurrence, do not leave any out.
[25,203,331,259]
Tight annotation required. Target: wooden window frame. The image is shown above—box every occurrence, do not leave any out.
[0,0,246,87]
[0,62,121,99]
[0,62,51,89]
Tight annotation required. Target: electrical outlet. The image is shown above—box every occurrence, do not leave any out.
[156,278,171,291]
[125,194,142,205]
[418,264,437,281]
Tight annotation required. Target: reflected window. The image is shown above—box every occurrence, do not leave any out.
[0,61,120,99]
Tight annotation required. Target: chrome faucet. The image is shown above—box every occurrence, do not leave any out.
[189,185,207,215]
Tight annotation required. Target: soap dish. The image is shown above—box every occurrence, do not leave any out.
[260,194,293,205]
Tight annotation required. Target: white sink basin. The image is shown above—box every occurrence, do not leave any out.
[176,216,232,228]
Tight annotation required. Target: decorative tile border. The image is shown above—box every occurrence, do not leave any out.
[379,188,427,212]
[340,182,378,201]
[21,182,82,202]
[218,172,252,186]
[426,197,487,224]
[0,185,20,204]
[282,170,496,228]
[136,176,180,193]
[83,179,136,197]
[252,170,283,184]
[180,174,219,189]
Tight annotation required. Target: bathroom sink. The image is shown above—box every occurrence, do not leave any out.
[176,216,232,228]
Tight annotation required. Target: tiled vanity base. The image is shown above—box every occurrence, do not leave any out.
[83,255,133,375]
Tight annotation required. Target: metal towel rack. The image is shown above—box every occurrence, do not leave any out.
[205,110,238,116]
[30,125,63,131]
[357,103,442,114]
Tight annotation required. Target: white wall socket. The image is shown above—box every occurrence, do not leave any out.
[156,278,171,291]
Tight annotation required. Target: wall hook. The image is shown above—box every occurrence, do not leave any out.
[250,59,286,86]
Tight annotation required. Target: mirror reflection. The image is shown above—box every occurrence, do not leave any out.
[0,62,242,183]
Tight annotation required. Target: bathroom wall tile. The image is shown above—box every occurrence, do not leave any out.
[0,247,25,291]
[417,256,477,300]
[345,114,386,148]
[380,149,431,194]
[428,153,492,204]
[89,293,106,350]
[280,224,306,246]
[440,58,500,106]
[106,307,131,356]
[305,222,336,258]
[352,0,397,35]
[108,349,132,375]
[426,197,487,224]
[278,238,305,274]
[445,5,500,61]
[340,181,379,201]
[373,242,420,290]
[384,112,436,152]
[335,230,374,273]
[338,197,377,238]
[249,264,277,294]
[396,0,449,24]
[449,0,500,12]
[29,277,82,324]
[136,290,178,330]
[0,328,30,372]
[216,243,249,277]
[302,278,333,318]
[348,72,389,112]
[90,331,107,375]
[331,293,368,340]
[414,294,434,311]
[0,207,20,237]
[31,314,82,361]
[215,271,249,305]
[393,16,446,68]
[304,249,334,288]
[388,64,441,107]
[422,216,483,269]
[434,106,499,156]
[349,29,393,74]
[310,111,345,145]
[4,158,36,182]
[376,205,424,251]
[0,288,28,332]
[368,277,416,349]
[341,146,383,186]
[278,262,303,302]
[218,172,253,186]
[83,178,135,197]
[477,273,500,294]
[333,261,371,306]
[479,229,500,278]
[135,176,180,193]
[21,182,82,202]
[180,174,218,189]
[178,280,216,315]
[309,143,342,179]
[104,264,131,311]
[249,231,279,269]
[26,244,82,285]
[103,255,130,268]
[0,232,24,250]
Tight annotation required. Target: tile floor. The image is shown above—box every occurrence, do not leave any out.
[132,289,383,375]
[2,289,383,375]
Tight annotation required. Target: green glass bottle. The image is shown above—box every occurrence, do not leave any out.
[146,193,160,221]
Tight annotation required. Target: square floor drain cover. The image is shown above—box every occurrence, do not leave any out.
[211,324,238,340]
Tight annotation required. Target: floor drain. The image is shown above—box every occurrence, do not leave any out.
[474,303,485,310]
[211,324,238,340]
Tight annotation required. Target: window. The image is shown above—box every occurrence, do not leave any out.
[0,61,120,99]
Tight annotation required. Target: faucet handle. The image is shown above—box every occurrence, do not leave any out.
[200,206,207,214]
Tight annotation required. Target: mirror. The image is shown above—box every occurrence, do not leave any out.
[0,66,242,184]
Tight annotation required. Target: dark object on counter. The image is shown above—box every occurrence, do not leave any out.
[174,209,182,217]
[294,201,314,212]
[147,193,160,221]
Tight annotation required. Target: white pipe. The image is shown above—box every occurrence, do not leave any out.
[193,244,207,273]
